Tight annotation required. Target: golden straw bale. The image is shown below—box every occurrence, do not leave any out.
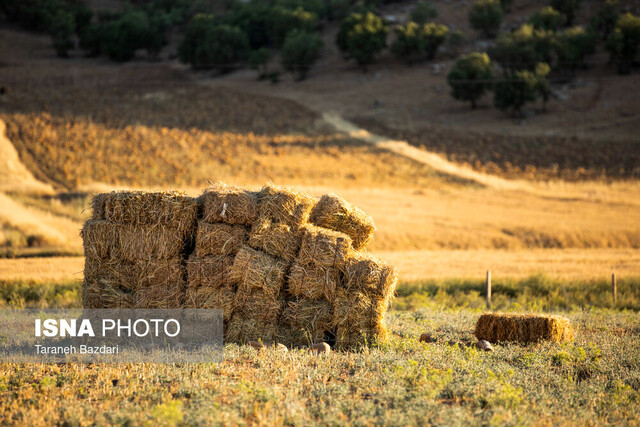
[83,255,185,308]
[279,299,334,346]
[81,220,189,262]
[229,246,287,298]
[297,225,353,268]
[185,285,236,322]
[100,191,197,231]
[91,193,109,220]
[343,252,398,299]
[248,218,303,262]
[226,315,279,344]
[186,255,235,289]
[475,313,575,343]
[332,288,391,349]
[226,291,284,343]
[195,222,247,258]
[200,182,258,225]
[257,184,316,227]
[310,193,376,250]
[287,261,339,301]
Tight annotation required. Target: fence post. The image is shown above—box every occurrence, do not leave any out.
[486,270,492,307]
[612,273,617,305]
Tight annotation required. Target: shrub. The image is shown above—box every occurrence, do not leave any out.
[280,29,323,80]
[325,0,351,21]
[49,9,75,57]
[71,2,92,35]
[529,6,564,31]
[179,18,249,72]
[500,0,514,12]
[549,0,581,26]
[248,47,271,79]
[1,0,61,32]
[276,0,327,19]
[391,22,449,64]
[336,12,389,71]
[101,9,150,62]
[447,29,466,56]
[469,0,503,38]
[494,69,539,114]
[79,23,103,56]
[410,2,438,25]
[447,52,494,109]
[535,62,552,111]
[556,26,596,70]
[489,24,557,72]
[590,0,619,40]
[143,11,172,59]
[605,13,640,74]
[267,6,317,47]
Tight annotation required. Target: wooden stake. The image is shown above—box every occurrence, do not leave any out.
[612,273,617,305]
[486,270,492,307]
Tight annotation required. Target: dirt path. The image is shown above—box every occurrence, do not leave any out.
[0,119,54,195]
[322,113,533,191]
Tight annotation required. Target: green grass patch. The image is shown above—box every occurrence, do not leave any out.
[0,279,81,308]
[394,274,640,312]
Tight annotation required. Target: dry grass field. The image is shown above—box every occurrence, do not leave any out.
[1,8,640,423]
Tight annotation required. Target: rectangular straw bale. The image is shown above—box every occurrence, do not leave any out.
[82,220,189,261]
[287,261,340,301]
[229,246,287,298]
[310,193,376,250]
[226,292,284,343]
[279,299,333,346]
[257,184,316,227]
[297,224,352,268]
[199,182,258,225]
[91,193,109,220]
[343,252,398,299]
[248,218,303,262]
[83,256,185,308]
[475,313,575,343]
[332,288,391,349]
[101,191,197,231]
[185,284,236,322]
[195,222,247,258]
[226,315,279,344]
[186,255,235,289]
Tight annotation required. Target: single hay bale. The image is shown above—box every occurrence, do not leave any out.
[343,252,398,299]
[82,220,190,262]
[226,315,279,344]
[332,288,391,350]
[83,255,185,308]
[185,255,236,321]
[229,246,287,298]
[257,184,316,227]
[186,255,235,289]
[297,225,353,268]
[474,313,575,343]
[287,261,339,301]
[100,191,197,232]
[200,182,258,225]
[227,291,283,344]
[280,299,334,346]
[91,193,109,220]
[195,222,247,258]
[185,285,236,322]
[248,218,303,262]
[310,193,376,250]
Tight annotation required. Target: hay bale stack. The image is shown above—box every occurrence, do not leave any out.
[83,184,398,350]
[82,191,197,309]
[199,182,259,225]
[310,194,376,250]
[475,313,575,343]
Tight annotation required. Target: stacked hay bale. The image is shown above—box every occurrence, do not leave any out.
[82,184,398,349]
[186,183,257,326]
[475,313,575,343]
[82,191,197,308]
